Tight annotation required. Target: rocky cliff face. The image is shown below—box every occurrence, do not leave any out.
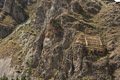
[0,0,120,80]
[0,0,29,38]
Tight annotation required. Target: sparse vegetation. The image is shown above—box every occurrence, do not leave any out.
[0,0,119,80]
[29,29,36,36]
[21,75,26,80]
[9,37,13,40]
[29,53,33,57]
[0,75,8,80]
[37,29,41,32]
[11,41,17,45]
[18,56,22,62]
[82,76,90,80]
[40,78,44,80]
[0,38,2,43]
[25,61,29,65]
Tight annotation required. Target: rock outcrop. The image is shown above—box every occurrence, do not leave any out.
[0,0,29,38]
[0,0,120,80]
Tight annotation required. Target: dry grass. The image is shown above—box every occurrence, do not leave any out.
[0,40,20,58]
[2,15,16,27]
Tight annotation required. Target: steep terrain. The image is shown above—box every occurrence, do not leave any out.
[0,0,120,80]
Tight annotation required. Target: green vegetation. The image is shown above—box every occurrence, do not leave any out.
[49,78,54,80]
[25,67,31,74]
[82,76,90,80]
[0,75,8,80]
[29,53,33,57]
[25,61,29,65]
[16,77,19,80]
[0,38,2,43]
[21,75,26,80]
[54,71,58,76]
[9,37,13,40]
[11,41,17,45]
[40,78,44,80]
[18,50,22,55]
[29,29,36,36]
[37,29,41,32]
[18,56,22,62]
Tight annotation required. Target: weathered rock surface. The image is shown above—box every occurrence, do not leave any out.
[0,0,29,38]
[0,0,120,80]
[0,58,15,77]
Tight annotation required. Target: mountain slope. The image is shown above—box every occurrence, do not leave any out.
[0,0,120,80]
